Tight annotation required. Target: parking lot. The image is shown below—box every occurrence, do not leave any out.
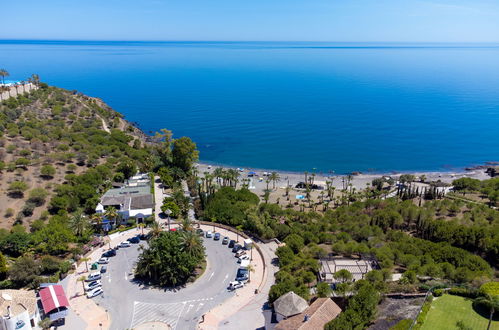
[88,232,242,329]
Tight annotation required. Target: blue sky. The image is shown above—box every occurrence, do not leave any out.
[2,0,499,42]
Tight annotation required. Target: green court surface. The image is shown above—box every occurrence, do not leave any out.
[421,294,498,330]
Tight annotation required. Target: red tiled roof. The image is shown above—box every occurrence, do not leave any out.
[39,285,69,313]
[275,298,342,330]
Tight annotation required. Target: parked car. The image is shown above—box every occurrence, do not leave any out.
[232,244,243,253]
[206,231,213,238]
[214,233,221,240]
[119,241,131,248]
[84,280,102,291]
[128,236,140,244]
[102,249,116,258]
[100,266,107,273]
[238,255,250,263]
[98,257,109,264]
[235,250,247,258]
[228,240,236,248]
[222,237,229,245]
[227,281,244,291]
[196,229,204,236]
[235,267,249,282]
[138,234,148,240]
[87,287,103,299]
[86,273,102,282]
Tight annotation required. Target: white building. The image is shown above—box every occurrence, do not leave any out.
[0,290,40,330]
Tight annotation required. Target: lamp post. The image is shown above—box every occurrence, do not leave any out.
[165,209,172,231]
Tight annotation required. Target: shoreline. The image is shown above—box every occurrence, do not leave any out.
[195,161,494,192]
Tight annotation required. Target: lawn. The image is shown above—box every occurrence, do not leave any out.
[421,294,499,330]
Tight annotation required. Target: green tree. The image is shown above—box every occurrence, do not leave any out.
[284,234,304,254]
[40,164,56,179]
[334,269,353,283]
[316,282,332,297]
[135,231,205,286]
[70,209,90,237]
[7,181,28,198]
[172,136,199,173]
[8,255,41,288]
[28,188,49,206]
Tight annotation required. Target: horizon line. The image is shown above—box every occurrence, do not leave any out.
[1,38,499,44]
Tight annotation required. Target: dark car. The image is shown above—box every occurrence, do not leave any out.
[128,236,140,244]
[214,233,221,240]
[196,229,204,236]
[232,244,242,253]
[228,240,236,248]
[100,266,107,273]
[138,234,148,240]
[222,237,229,245]
[235,267,249,282]
[102,249,116,258]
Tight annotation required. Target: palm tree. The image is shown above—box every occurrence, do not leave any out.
[81,257,91,272]
[246,264,255,283]
[181,231,204,256]
[150,221,162,238]
[474,294,499,330]
[181,216,193,231]
[105,206,119,227]
[77,276,87,294]
[31,73,40,87]
[269,172,280,189]
[70,209,89,237]
[0,69,9,85]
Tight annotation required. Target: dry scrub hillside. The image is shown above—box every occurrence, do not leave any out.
[0,85,151,229]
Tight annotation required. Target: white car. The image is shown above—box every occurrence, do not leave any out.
[98,257,109,264]
[85,272,101,282]
[84,280,102,291]
[227,281,244,291]
[119,241,131,248]
[206,231,213,238]
[237,255,250,263]
[87,287,103,298]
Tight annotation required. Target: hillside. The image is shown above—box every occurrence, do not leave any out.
[0,84,153,229]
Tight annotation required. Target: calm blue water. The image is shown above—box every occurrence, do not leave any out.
[1,40,499,173]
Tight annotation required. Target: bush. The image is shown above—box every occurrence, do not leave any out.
[28,188,49,206]
[448,287,478,298]
[433,288,444,297]
[479,281,499,297]
[21,202,36,217]
[413,295,433,329]
[4,208,14,217]
[390,319,412,330]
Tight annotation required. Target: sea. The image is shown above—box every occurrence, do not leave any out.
[1,40,499,174]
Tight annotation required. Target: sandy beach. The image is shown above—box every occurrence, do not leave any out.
[195,162,492,196]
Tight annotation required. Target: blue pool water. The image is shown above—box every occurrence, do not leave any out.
[1,40,499,173]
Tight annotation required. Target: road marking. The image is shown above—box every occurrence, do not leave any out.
[195,303,204,312]
[208,272,215,281]
[185,304,194,314]
[223,273,229,283]
[124,271,128,281]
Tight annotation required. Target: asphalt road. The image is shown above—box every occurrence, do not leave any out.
[94,234,240,330]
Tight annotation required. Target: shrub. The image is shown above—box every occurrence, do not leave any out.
[28,188,49,206]
[448,287,478,298]
[4,208,14,217]
[433,288,444,297]
[40,164,56,178]
[479,281,499,297]
[21,202,36,217]
[390,319,412,330]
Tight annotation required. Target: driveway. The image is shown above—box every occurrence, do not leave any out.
[95,234,240,329]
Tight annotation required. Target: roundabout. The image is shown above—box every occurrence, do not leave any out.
[95,232,240,330]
